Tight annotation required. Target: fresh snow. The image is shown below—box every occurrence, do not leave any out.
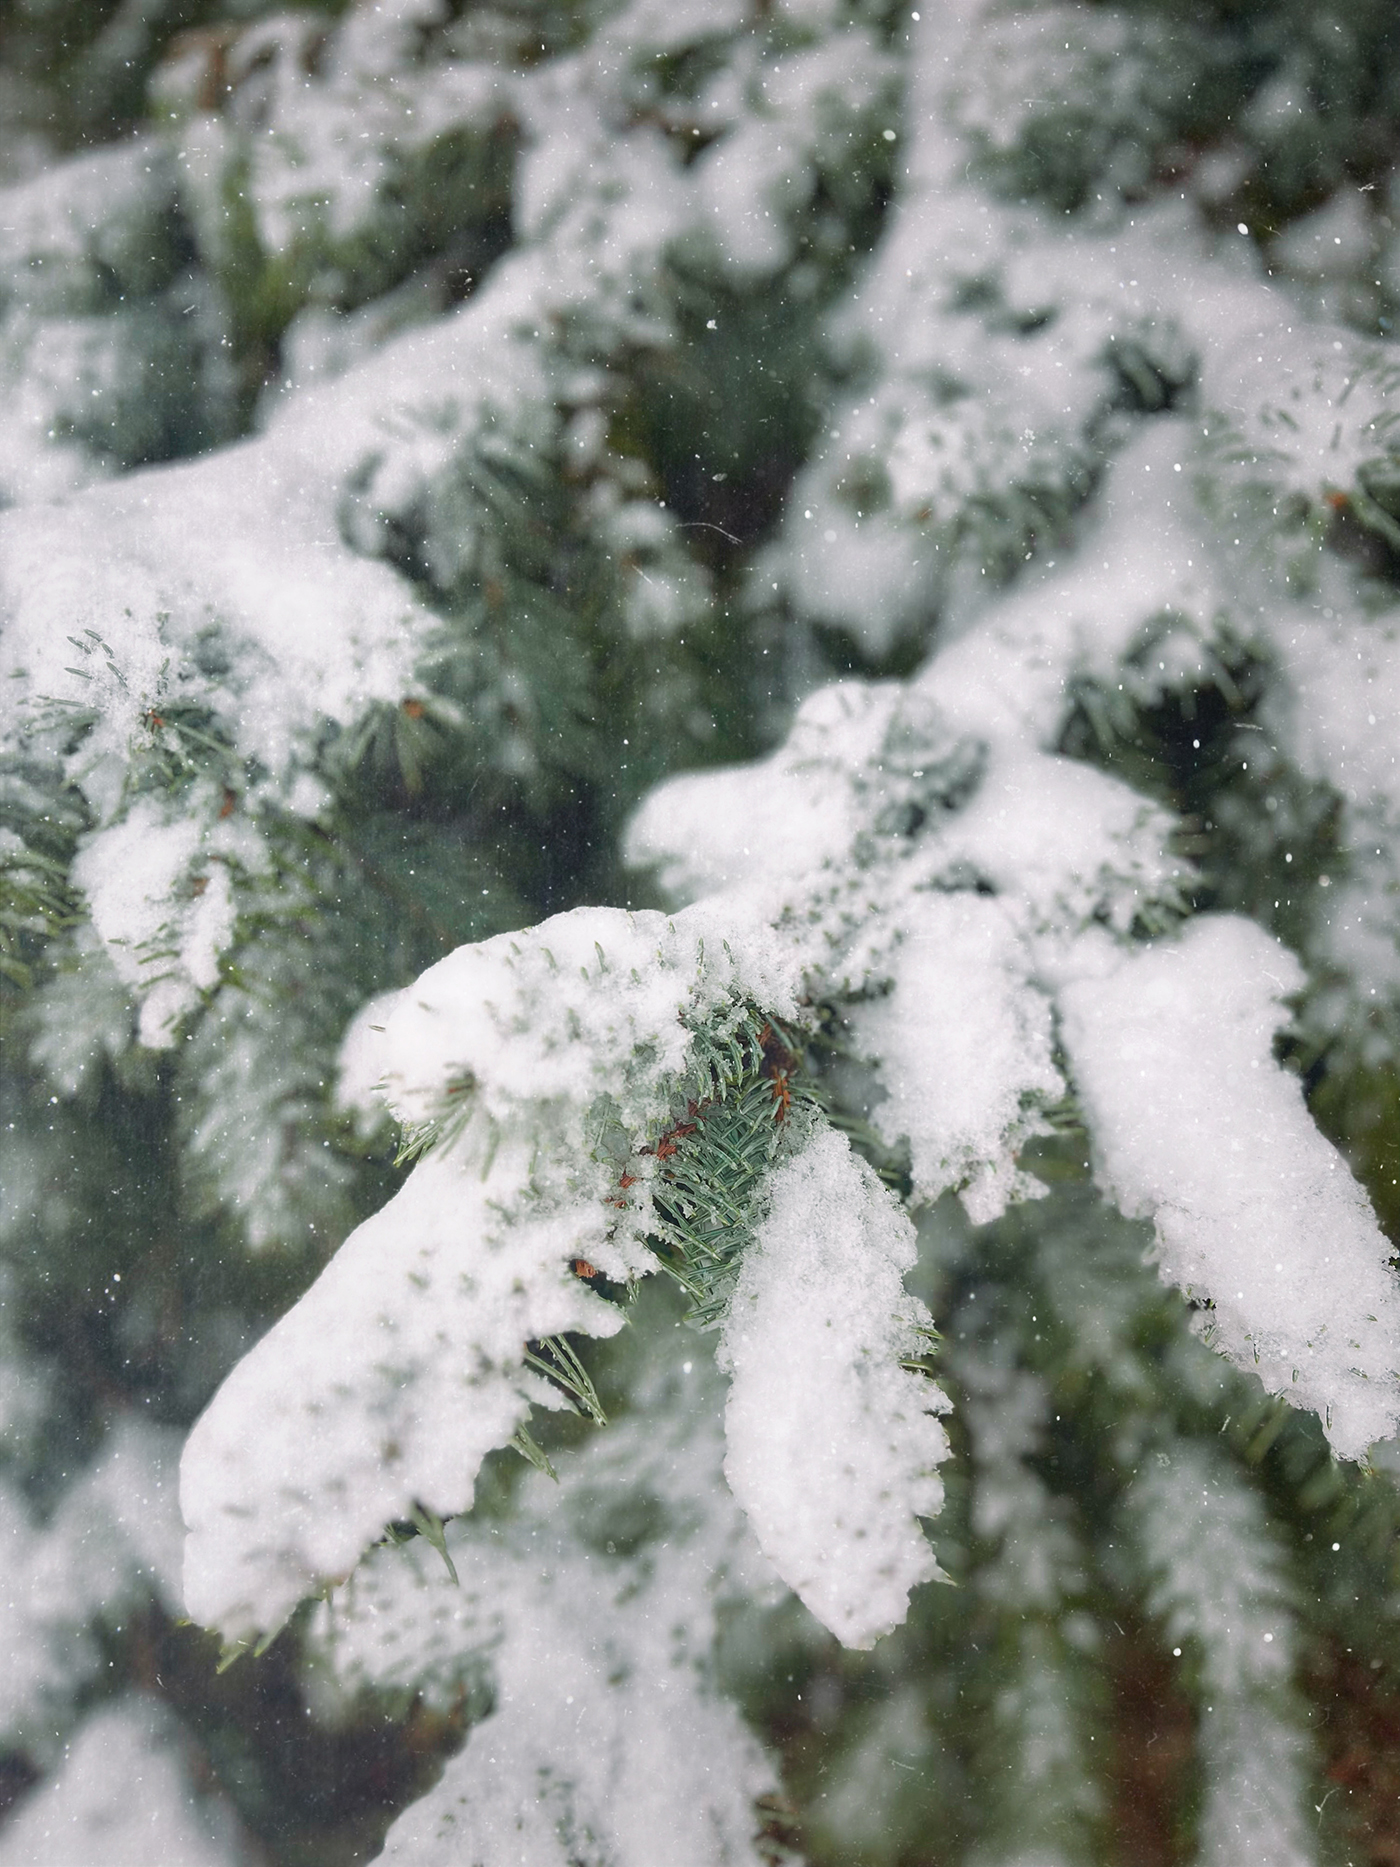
[1126,1448,1318,1867]
[0,1698,246,1867]
[849,892,1061,1222]
[183,903,951,1650]
[182,905,810,1639]
[4,0,1400,1852]
[1059,916,1400,1459]
[319,1335,783,1867]
[719,1128,950,1648]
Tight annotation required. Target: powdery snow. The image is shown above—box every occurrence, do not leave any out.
[0,1697,246,1867]
[342,1344,782,1867]
[0,1420,185,1755]
[9,0,1400,1855]
[183,897,950,1652]
[180,1140,628,1640]
[850,891,1060,1222]
[71,796,242,1047]
[182,904,808,1640]
[718,1127,949,1648]
[1059,916,1400,1459]
[355,905,774,1134]
[1126,1447,1318,1867]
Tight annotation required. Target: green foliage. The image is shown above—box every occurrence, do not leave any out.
[8,0,1400,1862]
[0,838,78,987]
[646,1010,818,1327]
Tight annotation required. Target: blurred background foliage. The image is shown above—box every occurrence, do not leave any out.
[3,0,1400,1862]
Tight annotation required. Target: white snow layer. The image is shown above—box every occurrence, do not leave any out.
[0,1419,184,1754]
[849,892,1061,1221]
[331,1348,783,1867]
[1127,1448,1318,1867]
[71,796,242,1047]
[97,0,1399,1722]
[1,0,755,1044]
[349,902,800,1139]
[182,905,807,1640]
[627,333,1400,1469]
[0,0,903,1042]
[1059,916,1400,1459]
[719,1128,950,1648]
[180,1139,626,1640]
[628,449,1189,1228]
[0,1697,246,1867]
[184,899,946,1651]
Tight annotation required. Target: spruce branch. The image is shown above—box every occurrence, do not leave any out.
[523,1334,608,1427]
[0,841,80,986]
[643,1011,817,1329]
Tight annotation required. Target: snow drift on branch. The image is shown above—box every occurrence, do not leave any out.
[1059,915,1400,1460]
[720,1127,950,1648]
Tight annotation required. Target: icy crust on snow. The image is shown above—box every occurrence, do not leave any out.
[1059,916,1400,1461]
[0,1696,246,1867]
[182,905,806,1640]
[850,893,1061,1222]
[316,1349,782,1867]
[719,1128,950,1649]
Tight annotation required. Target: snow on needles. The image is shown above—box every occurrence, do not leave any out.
[849,892,1061,1223]
[719,1128,950,1649]
[180,1139,627,1641]
[1059,916,1400,1461]
[181,905,809,1641]
[182,898,954,1652]
[337,1345,782,1867]
[630,416,1400,1463]
[0,1697,245,1867]
[168,0,1400,1714]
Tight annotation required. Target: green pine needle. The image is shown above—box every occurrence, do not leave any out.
[510,1422,558,1481]
[408,1502,460,1585]
[525,1334,608,1426]
[646,1010,816,1330]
